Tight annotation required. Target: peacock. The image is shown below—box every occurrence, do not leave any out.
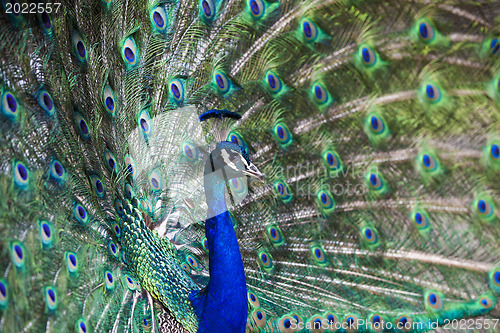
[1,0,500,332]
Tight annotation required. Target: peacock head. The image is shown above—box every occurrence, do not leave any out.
[205,141,264,182]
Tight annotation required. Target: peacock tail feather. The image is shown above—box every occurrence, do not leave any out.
[1,0,500,332]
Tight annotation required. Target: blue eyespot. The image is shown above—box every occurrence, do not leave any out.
[39,220,54,249]
[90,175,105,198]
[13,161,29,189]
[122,37,139,67]
[476,198,494,218]
[115,199,124,216]
[420,153,438,172]
[112,222,121,238]
[75,112,90,140]
[0,279,8,309]
[151,6,168,32]
[425,291,443,310]
[490,144,500,160]
[425,83,441,103]
[266,71,283,93]
[170,79,184,102]
[44,286,57,312]
[418,21,435,43]
[48,160,64,183]
[104,150,117,173]
[183,142,199,162]
[200,0,216,20]
[252,309,267,327]
[10,242,25,269]
[74,202,90,224]
[258,251,273,269]
[367,172,383,190]
[249,0,264,18]
[317,190,335,213]
[274,180,292,202]
[139,110,152,136]
[1,90,19,120]
[228,132,246,149]
[362,227,378,244]
[478,296,494,309]
[323,150,342,172]
[301,18,318,42]
[248,291,260,307]
[124,156,136,178]
[38,11,52,34]
[124,274,136,290]
[312,83,329,105]
[108,240,118,257]
[274,122,292,146]
[360,46,377,67]
[369,115,385,134]
[72,30,87,62]
[412,210,430,230]
[214,71,230,93]
[65,252,78,275]
[37,89,55,116]
[186,254,199,269]
[311,246,327,265]
[125,184,135,200]
[490,38,499,56]
[102,86,116,116]
[105,270,115,291]
[150,170,162,191]
[181,262,191,273]
[201,237,209,252]
[76,319,87,333]
[267,225,284,245]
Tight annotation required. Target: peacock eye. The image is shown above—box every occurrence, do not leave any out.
[150,170,162,191]
[44,286,57,312]
[490,38,499,56]
[124,156,136,178]
[40,221,54,249]
[360,46,377,67]
[425,83,441,103]
[301,19,318,41]
[369,115,385,134]
[37,89,55,116]
[273,122,292,146]
[74,202,89,224]
[317,190,335,213]
[104,271,115,290]
[266,71,283,93]
[170,79,184,102]
[72,30,87,62]
[125,275,136,290]
[75,112,90,140]
[312,83,329,104]
[151,6,167,32]
[38,11,52,32]
[214,71,230,93]
[2,91,18,120]
[420,153,439,172]
[10,242,25,268]
[418,21,435,42]
[248,0,264,18]
[66,252,78,275]
[104,150,117,172]
[90,175,105,197]
[426,292,443,310]
[367,173,383,190]
[14,161,29,188]
[139,110,152,136]
[103,86,116,116]
[76,319,87,333]
[311,246,327,265]
[122,37,139,67]
[200,0,216,20]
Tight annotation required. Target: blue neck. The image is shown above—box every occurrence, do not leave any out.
[193,171,248,333]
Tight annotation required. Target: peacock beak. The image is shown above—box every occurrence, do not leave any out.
[243,162,265,183]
